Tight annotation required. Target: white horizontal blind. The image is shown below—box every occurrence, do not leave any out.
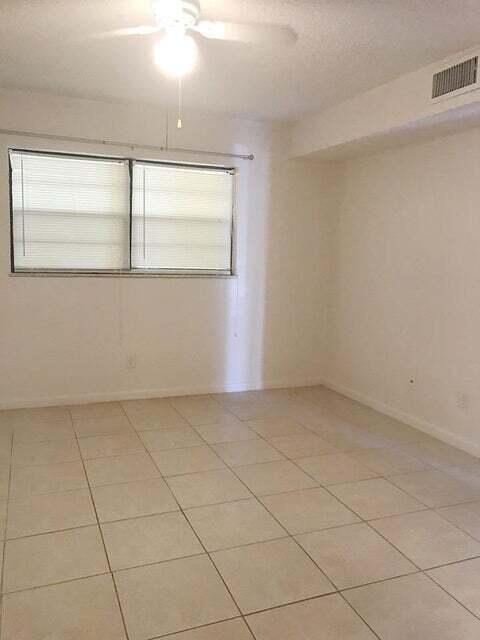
[131,162,234,272]
[10,151,130,271]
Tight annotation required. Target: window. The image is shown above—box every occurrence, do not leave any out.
[9,150,235,276]
[131,162,234,273]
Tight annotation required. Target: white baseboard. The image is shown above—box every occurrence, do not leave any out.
[321,378,480,458]
[0,376,325,410]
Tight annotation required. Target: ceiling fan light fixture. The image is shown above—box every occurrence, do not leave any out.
[154,31,198,77]
[194,20,226,39]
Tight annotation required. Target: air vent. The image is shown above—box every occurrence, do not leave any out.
[432,56,478,99]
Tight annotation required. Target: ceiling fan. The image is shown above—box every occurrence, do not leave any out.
[98,0,298,77]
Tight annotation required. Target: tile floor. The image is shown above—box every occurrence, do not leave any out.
[1,386,480,639]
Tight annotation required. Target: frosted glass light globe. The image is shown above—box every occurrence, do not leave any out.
[154,32,198,77]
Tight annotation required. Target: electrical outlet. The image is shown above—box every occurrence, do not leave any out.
[126,355,137,371]
[456,393,469,413]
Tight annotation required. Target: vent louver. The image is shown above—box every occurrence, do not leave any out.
[432,56,478,99]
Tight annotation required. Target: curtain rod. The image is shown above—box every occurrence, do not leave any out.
[0,128,255,161]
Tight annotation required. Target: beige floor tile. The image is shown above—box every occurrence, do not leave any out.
[85,452,160,487]
[438,501,480,540]
[234,460,318,497]
[212,537,333,614]
[246,416,311,439]
[211,392,286,421]
[9,460,87,498]
[12,438,80,467]
[7,489,96,538]
[297,453,379,486]
[152,446,225,476]
[267,434,336,459]
[443,464,480,490]
[212,440,285,467]
[122,398,190,429]
[102,512,203,570]
[126,407,190,431]
[351,447,426,475]
[69,401,124,420]
[78,432,144,459]
[0,411,15,429]
[330,478,425,520]
[114,554,238,639]
[5,406,71,427]
[139,427,203,451]
[428,557,480,616]
[400,439,479,471]
[0,433,12,466]
[311,421,392,452]
[0,498,6,538]
[1,574,127,640]
[344,573,480,640]
[121,397,175,413]
[370,510,480,569]
[3,525,108,592]
[297,522,416,589]
[92,477,178,522]
[13,420,75,443]
[194,418,258,444]
[185,498,286,551]
[73,414,134,438]
[247,593,377,640]
[167,469,252,508]
[0,465,9,497]
[260,487,360,535]
[167,619,254,639]
[389,469,480,508]
[169,395,233,426]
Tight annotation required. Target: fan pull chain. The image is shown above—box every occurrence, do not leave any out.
[177,77,183,129]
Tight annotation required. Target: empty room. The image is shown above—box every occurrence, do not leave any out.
[2,1,480,639]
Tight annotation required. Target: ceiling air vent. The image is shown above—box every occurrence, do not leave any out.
[432,56,478,100]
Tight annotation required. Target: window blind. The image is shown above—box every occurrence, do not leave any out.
[131,162,234,272]
[10,151,130,271]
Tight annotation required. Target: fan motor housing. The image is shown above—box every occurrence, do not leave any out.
[153,0,201,29]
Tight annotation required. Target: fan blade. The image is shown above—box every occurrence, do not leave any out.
[192,21,297,46]
[93,25,163,39]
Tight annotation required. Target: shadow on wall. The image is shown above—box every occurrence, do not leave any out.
[260,150,333,389]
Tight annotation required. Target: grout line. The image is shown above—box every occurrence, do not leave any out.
[209,426,385,639]
[3,570,111,596]
[125,391,480,636]
[148,615,245,640]
[5,521,99,542]
[181,416,348,636]
[280,440,480,629]
[3,392,480,639]
[192,411,427,640]
[120,405,252,632]
[69,407,132,640]
[112,551,207,575]
[0,429,14,638]
[433,509,480,543]
[424,567,480,623]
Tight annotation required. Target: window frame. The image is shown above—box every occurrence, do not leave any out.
[8,148,237,278]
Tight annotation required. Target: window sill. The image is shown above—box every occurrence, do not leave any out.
[9,271,237,280]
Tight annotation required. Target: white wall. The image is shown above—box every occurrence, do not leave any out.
[325,125,480,455]
[0,89,332,408]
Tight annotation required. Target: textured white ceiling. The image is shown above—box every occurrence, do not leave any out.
[1,0,480,121]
